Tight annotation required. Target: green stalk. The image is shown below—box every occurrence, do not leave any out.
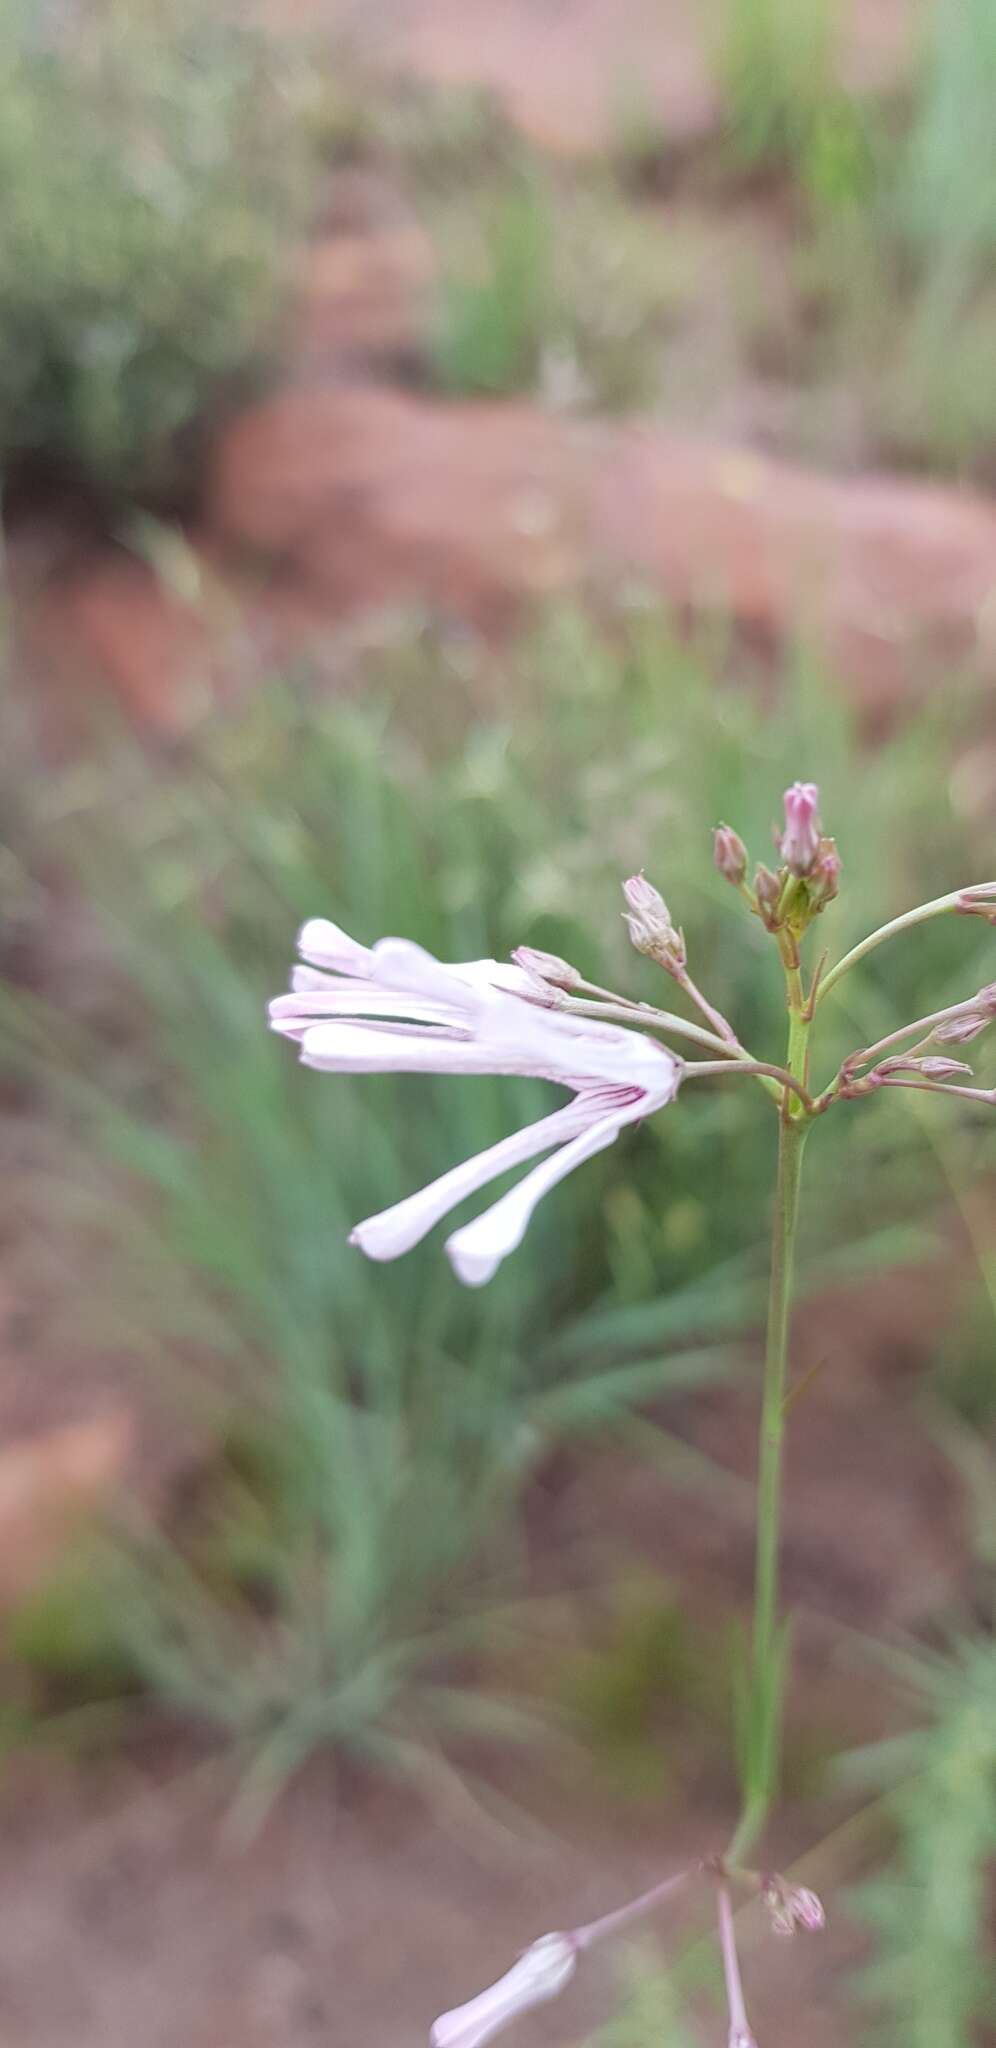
[816,881,996,1007]
[728,990,811,1864]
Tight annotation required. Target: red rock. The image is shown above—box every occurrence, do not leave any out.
[208,385,587,629]
[208,383,996,708]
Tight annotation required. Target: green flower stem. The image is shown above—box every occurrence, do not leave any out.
[682,1059,811,1110]
[816,883,996,1007]
[562,996,736,1056]
[728,987,811,1866]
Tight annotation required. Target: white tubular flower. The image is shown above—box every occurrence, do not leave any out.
[270,918,681,1287]
[430,1934,577,2048]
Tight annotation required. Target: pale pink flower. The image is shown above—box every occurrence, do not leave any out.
[430,1934,576,2048]
[270,918,681,1287]
[777,782,822,877]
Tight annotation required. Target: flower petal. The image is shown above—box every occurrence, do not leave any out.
[299,1019,565,1077]
[430,1935,576,2048]
[446,1111,627,1287]
[349,1101,595,1263]
[269,987,468,1032]
[298,918,374,975]
[369,938,485,1011]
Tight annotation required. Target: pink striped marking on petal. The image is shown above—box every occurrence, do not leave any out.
[446,1110,627,1287]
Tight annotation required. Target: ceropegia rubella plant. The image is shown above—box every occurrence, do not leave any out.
[270,779,996,2045]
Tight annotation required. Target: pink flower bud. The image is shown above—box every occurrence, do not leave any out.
[430,1934,577,2048]
[511,946,581,991]
[808,837,841,912]
[728,2031,758,2048]
[714,824,748,888]
[753,864,782,931]
[777,782,822,877]
[622,874,686,970]
[932,1012,990,1045]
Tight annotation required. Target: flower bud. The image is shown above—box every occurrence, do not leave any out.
[807,837,841,913]
[932,1012,990,1045]
[762,1877,826,1938]
[622,874,686,971]
[713,824,748,888]
[728,2031,758,2048]
[777,781,822,877]
[753,864,782,931]
[431,1934,577,2048]
[877,1054,973,1083]
[956,885,996,922]
[511,946,581,991]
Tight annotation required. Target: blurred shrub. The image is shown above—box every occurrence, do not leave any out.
[2,611,993,1794]
[0,0,311,506]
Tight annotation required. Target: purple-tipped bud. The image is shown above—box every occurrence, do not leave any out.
[777,782,822,877]
[511,946,581,991]
[754,863,782,931]
[430,1934,577,2048]
[714,824,748,888]
[622,874,686,970]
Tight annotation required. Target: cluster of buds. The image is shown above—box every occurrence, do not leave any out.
[713,784,840,938]
[837,1052,973,1099]
[622,873,686,973]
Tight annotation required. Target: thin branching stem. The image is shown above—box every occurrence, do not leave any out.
[683,1059,813,1110]
[817,882,996,1006]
